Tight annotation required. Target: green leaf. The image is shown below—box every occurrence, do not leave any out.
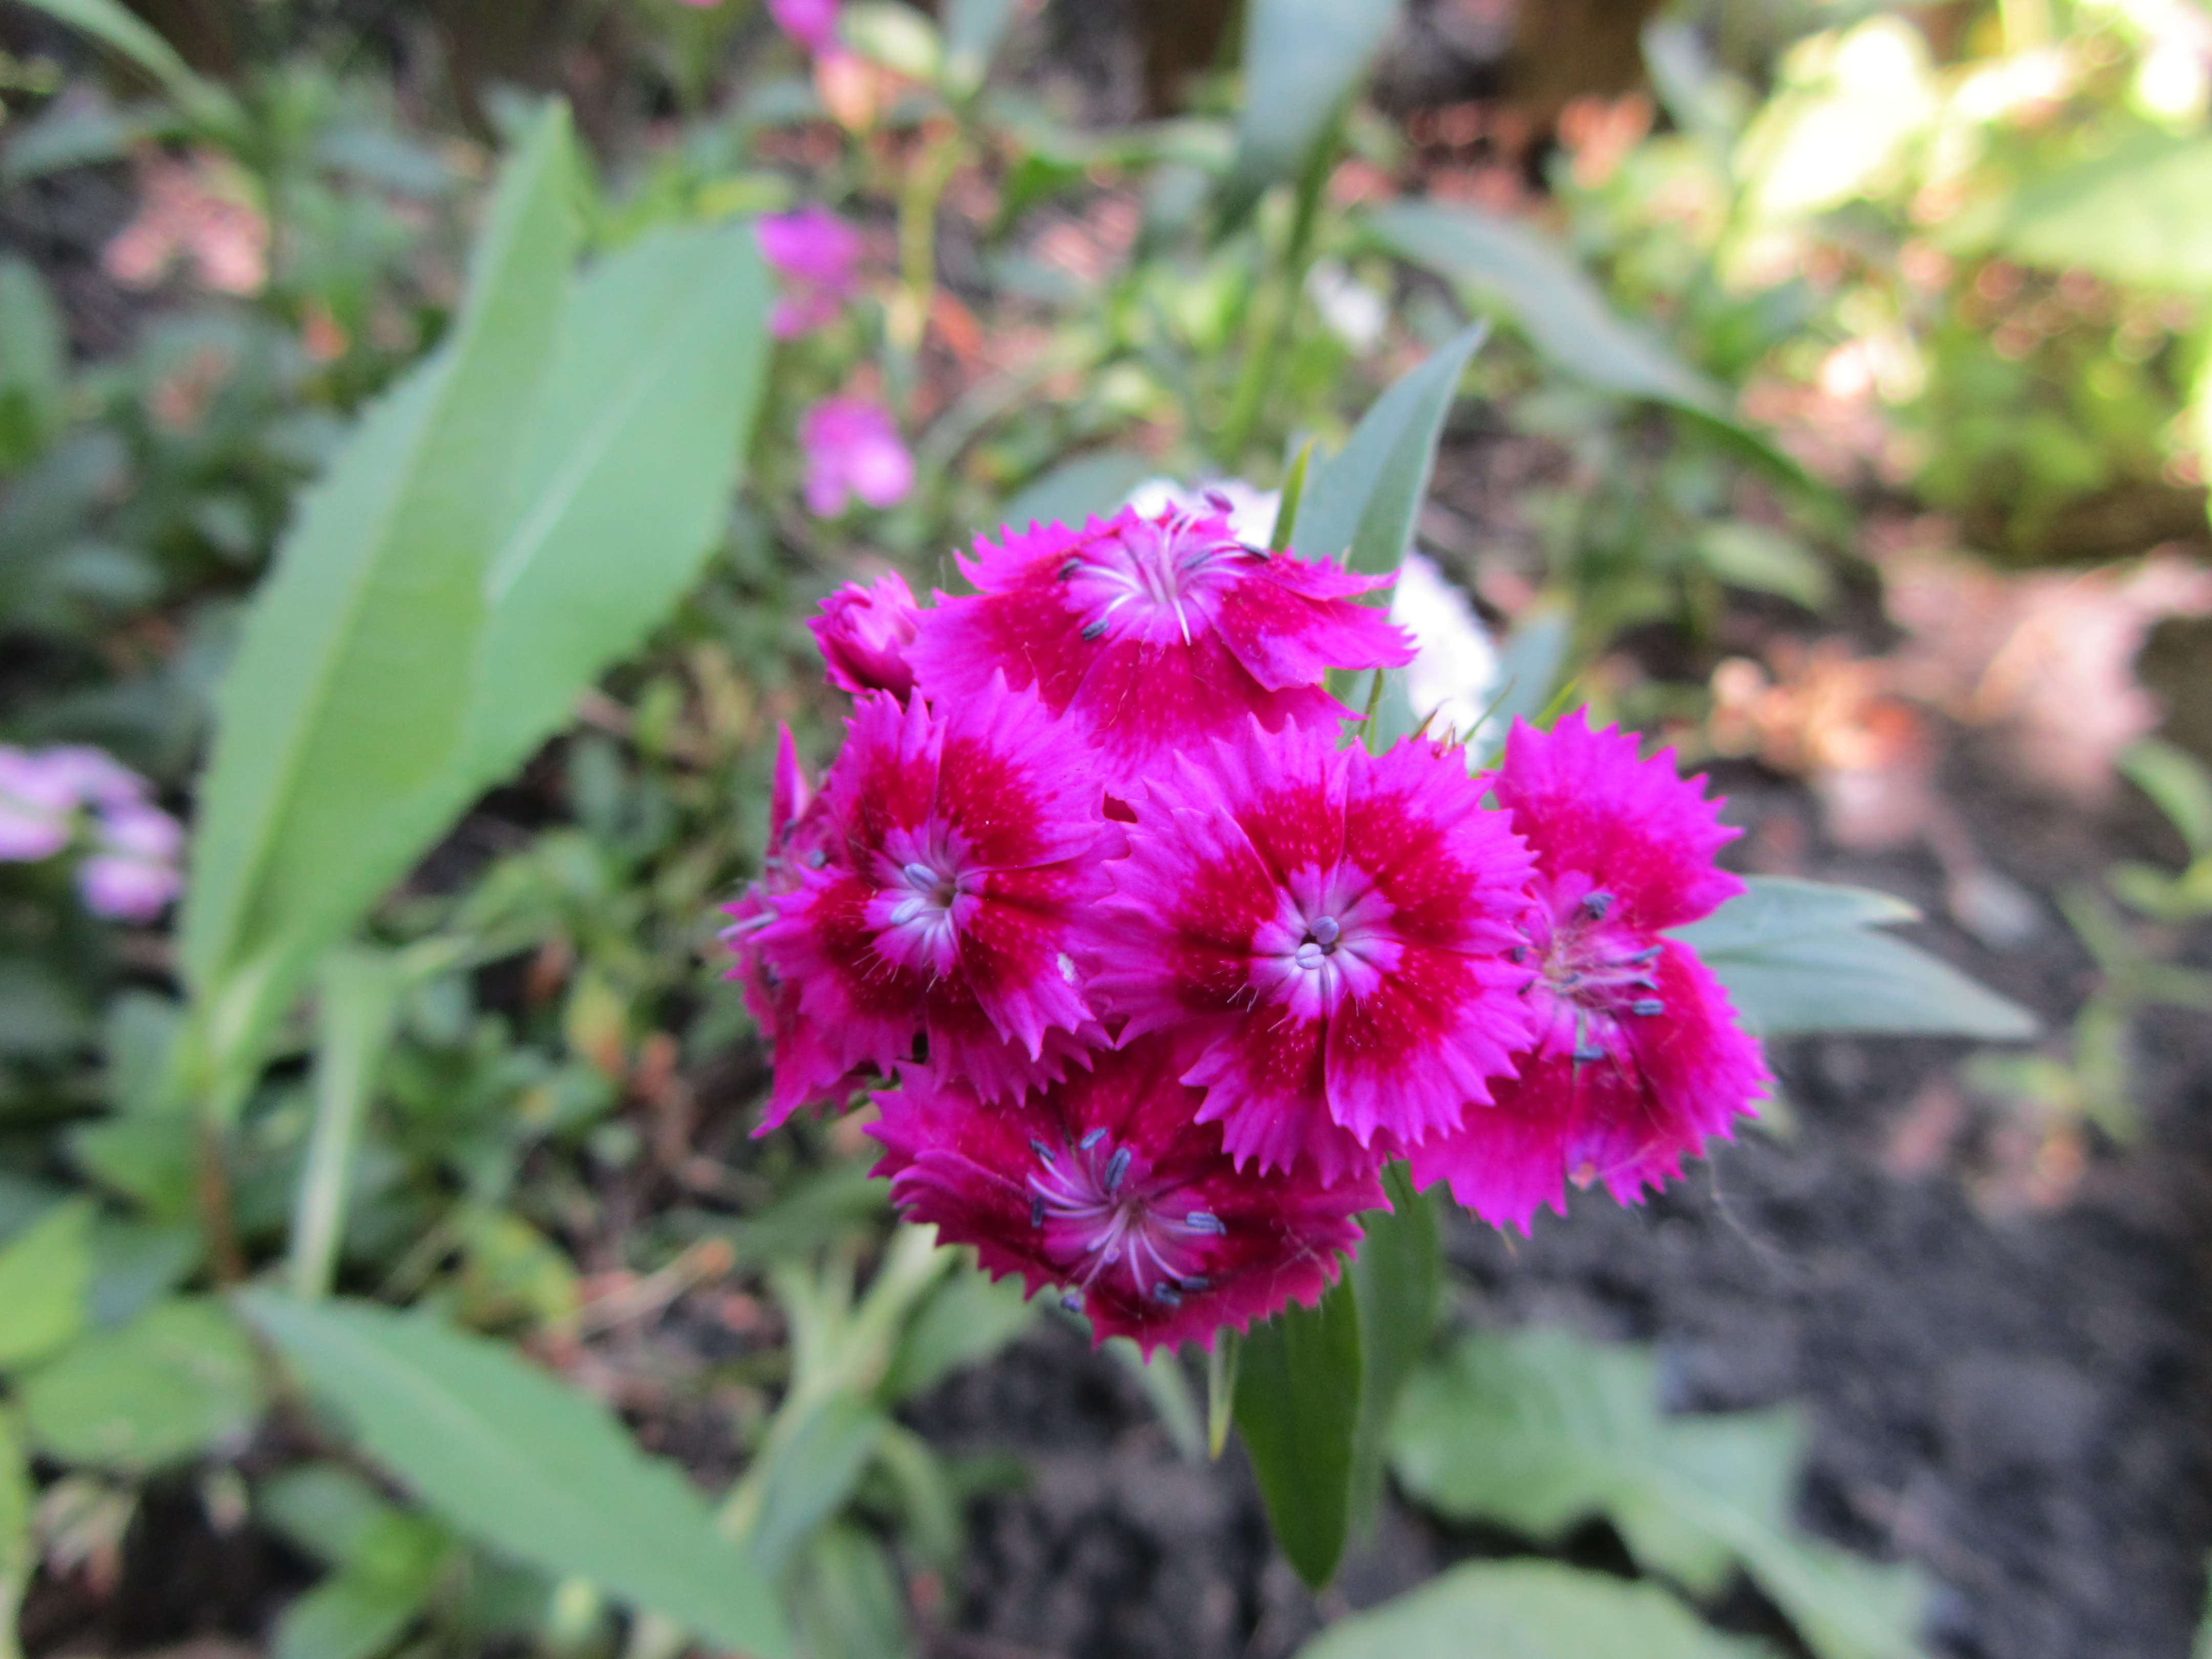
[1695,523,1832,609]
[182,107,577,1068]
[1220,0,1404,225]
[10,0,238,131]
[464,221,771,785]
[291,950,398,1302]
[1973,130,2212,292]
[1672,876,2035,1039]
[1467,607,1572,765]
[880,1258,1036,1401]
[741,1393,889,1580]
[274,1514,451,1659]
[1234,1274,1360,1589]
[0,1199,94,1370]
[1295,321,1488,578]
[1346,1165,1436,1533]
[0,1409,30,1659]
[1391,1328,1927,1659]
[240,1292,790,1658]
[1371,201,1728,416]
[0,258,66,469]
[997,450,1159,537]
[1295,1559,1775,1659]
[19,1298,263,1473]
[2119,738,2212,858]
[788,1524,912,1659]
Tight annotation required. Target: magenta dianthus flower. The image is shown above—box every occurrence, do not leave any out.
[757,680,1117,1105]
[757,207,864,338]
[869,1034,1380,1355]
[811,570,920,698]
[905,504,1415,791]
[1410,713,1767,1230]
[1087,720,1536,1180]
[725,728,858,1126]
[800,398,913,518]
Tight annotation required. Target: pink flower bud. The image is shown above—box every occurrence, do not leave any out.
[769,0,841,56]
[810,571,921,698]
[756,207,864,338]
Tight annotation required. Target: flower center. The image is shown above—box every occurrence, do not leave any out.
[1256,865,1397,1020]
[1058,509,1254,647]
[1027,1131,1222,1310]
[868,848,974,975]
[1527,886,1667,1063]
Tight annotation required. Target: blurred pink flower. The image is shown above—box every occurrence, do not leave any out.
[799,398,913,517]
[0,748,78,862]
[769,0,841,56]
[78,801,184,923]
[756,207,865,338]
[104,152,267,296]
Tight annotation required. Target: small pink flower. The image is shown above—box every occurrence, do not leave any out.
[78,800,184,922]
[906,505,1415,792]
[799,399,913,518]
[811,570,921,698]
[1409,713,1768,1231]
[868,1034,1382,1355]
[757,207,865,338]
[757,680,1119,1104]
[724,728,857,1127]
[769,0,841,56]
[0,748,81,862]
[1087,720,1537,1180]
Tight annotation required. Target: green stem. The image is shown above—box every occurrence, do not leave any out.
[288,951,396,1301]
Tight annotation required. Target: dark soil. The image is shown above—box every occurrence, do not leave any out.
[905,738,2212,1659]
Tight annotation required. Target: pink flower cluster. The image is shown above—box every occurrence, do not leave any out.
[728,502,1766,1353]
[0,745,183,922]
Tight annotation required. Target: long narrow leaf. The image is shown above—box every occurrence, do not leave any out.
[181,107,576,1073]
[1235,1275,1360,1588]
[1295,322,1488,579]
[241,1292,791,1658]
[1220,0,1403,225]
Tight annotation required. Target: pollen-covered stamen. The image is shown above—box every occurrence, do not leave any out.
[1058,511,1257,647]
[1026,1131,1216,1306]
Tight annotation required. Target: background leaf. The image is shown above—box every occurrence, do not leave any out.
[995,450,1158,538]
[465,220,770,783]
[1373,201,1729,416]
[1295,1558,1775,1659]
[241,1291,790,1658]
[181,107,576,1066]
[1968,131,2212,292]
[0,1199,93,1370]
[0,1410,29,1659]
[1234,1275,1360,1589]
[1295,321,1488,578]
[1220,0,1404,225]
[10,0,237,129]
[1391,1327,1928,1659]
[1673,877,2034,1039]
[0,258,66,469]
[19,1298,262,1472]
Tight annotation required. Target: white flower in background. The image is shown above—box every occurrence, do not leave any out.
[1304,259,1388,354]
[1390,551,1500,741]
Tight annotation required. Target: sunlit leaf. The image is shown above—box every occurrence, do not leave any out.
[1235,1275,1360,1588]
[241,1292,790,1658]
[1296,1559,1775,1659]
[182,106,577,1072]
[1969,129,2212,292]
[1295,321,1488,578]
[1672,876,2035,1039]
[1392,1327,1928,1659]
[1372,201,1727,416]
